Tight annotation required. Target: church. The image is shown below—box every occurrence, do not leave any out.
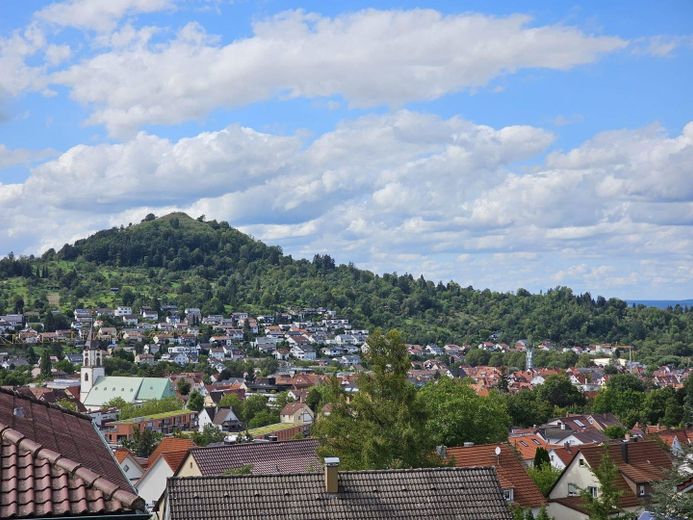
[80,326,175,411]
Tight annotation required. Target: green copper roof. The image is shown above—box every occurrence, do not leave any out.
[83,376,173,407]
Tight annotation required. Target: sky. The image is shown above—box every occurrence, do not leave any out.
[0,1,692,300]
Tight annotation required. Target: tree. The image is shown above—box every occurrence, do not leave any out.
[26,347,38,365]
[56,398,77,411]
[177,378,191,396]
[123,428,162,457]
[54,359,75,375]
[536,374,586,409]
[39,350,52,378]
[580,449,629,520]
[219,393,243,413]
[190,423,225,447]
[603,425,626,440]
[533,446,550,468]
[593,374,646,426]
[535,506,553,520]
[505,389,553,427]
[187,390,204,412]
[528,463,561,496]
[650,443,693,519]
[314,329,439,470]
[419,378,510,446]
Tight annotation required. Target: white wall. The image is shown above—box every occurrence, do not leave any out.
[136,458,173,508]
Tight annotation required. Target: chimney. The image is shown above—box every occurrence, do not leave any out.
[621,441,629,464]
[463,442,474,448]
[324,457,340,493]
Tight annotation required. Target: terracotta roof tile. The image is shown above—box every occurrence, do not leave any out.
[447,442,546,509]
[147,437,196,467]
[163,467,513,519]
[0,387,145,518]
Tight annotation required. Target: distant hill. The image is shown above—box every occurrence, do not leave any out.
[627,300,693,309]
[0,213,691,365]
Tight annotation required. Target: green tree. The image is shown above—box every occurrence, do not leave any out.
[536,374,586,409]
[177,378,191,396]
[535,506,553,520]
[650,443,693,519]
[54,358,75,375]
[505,389,553,427]
[419,378,510,446]
[123,428,162,457]
[580,449,629,520]
[56,398,77,411]
[533,446,550,468]
[39,350,52,378]
[603,425,626,440]
[190,423,225,447]
[593,374,646,426]
[187,390,204,412]
[528,463,561,497]
[314,329,439,470]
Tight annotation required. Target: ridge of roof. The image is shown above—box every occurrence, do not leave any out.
[188,437,317,453]
[170,465,500,480]
[0,421,144,510]
[0,386,91,421]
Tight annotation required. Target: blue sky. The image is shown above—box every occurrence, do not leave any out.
[0,1,692,299]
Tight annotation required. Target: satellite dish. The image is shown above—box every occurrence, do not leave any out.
[495,446,501,456]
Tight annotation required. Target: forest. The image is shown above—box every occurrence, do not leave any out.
[0,212,691,367]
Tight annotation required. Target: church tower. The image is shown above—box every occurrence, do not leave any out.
[80,321,105,403]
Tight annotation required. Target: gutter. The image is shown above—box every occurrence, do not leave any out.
[29,514,151,520]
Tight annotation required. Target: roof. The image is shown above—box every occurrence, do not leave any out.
[280,402,312,416]
[447,443,546,509]
[114,409,193,425]
[163,467,513,519]
[161,450,190,472]
[550,440,672,510]
[147,437,196,467]
[186,438,320,476]
[83,376,174,407]
[0,388,144,518]
[212,408,241,426]
[509,434,547,462]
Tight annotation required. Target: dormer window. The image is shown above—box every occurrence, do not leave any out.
[568,484,578,496]
[639,484,647,496]
[502,489,514,502]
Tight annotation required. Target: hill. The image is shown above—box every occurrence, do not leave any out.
[0,213,691,366]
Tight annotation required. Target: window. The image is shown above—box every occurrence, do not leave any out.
[503,489,514,502]
[579,458,585,466]
[123,464,130,473]
[532,439,540,445]
[574,419,585,428]
[639,485,646,496]
[587,486,598,498]
[84,373,89,382]
[520,441,528,447]
[568,484,578,496]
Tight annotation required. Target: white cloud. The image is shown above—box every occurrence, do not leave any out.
[1,112,691,298]
[35,0,173,32]
[0,144,56,169]
[48,9,626,136]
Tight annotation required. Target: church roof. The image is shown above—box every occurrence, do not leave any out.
[83,376,174,407]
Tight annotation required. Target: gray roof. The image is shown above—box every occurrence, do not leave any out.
[164,467,512,519]
[187,438,320,476]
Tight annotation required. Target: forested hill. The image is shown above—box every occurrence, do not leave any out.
[1,213,691,364]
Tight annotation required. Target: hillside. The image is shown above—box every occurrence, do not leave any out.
[0,213,691,365]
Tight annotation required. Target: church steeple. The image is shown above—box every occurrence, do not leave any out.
[81,317,105,403]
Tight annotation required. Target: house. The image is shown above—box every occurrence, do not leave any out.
[280,402,315,425]
[447,443,545,514]
[290,344,316,360]
[547,440,672,520]
[81,369,176,411]
[115,306,133,317]
[176,438,320,477]
[158,461,513,519]
[135,438,195,509]
[114,447,147,484]
[104,409,198,444]
[197,407,243,432]
[209,346,225,361]
[0,387,146,518]
[509,433,549,467]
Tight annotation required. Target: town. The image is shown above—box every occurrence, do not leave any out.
[0,303,690,519]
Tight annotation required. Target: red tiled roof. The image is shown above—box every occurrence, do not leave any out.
[509,434,547,462]
[147,437,196,467]
[447,442,545,508]
[161,450,190,472]
[0,388,144,518]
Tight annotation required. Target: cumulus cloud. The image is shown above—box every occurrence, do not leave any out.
[35,0,173,32]
[48,9,626,136]
[1,111,691,296]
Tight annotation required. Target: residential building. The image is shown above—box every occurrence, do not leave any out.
[176,438,320,477]
[104,409,198,444]
[280,402,315,424]
[547,440,672,520]
[135,438,195,509]
[157,462,513,519]
[447,442,546,515]
[0,387,147,518]
[197,407,243,432]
